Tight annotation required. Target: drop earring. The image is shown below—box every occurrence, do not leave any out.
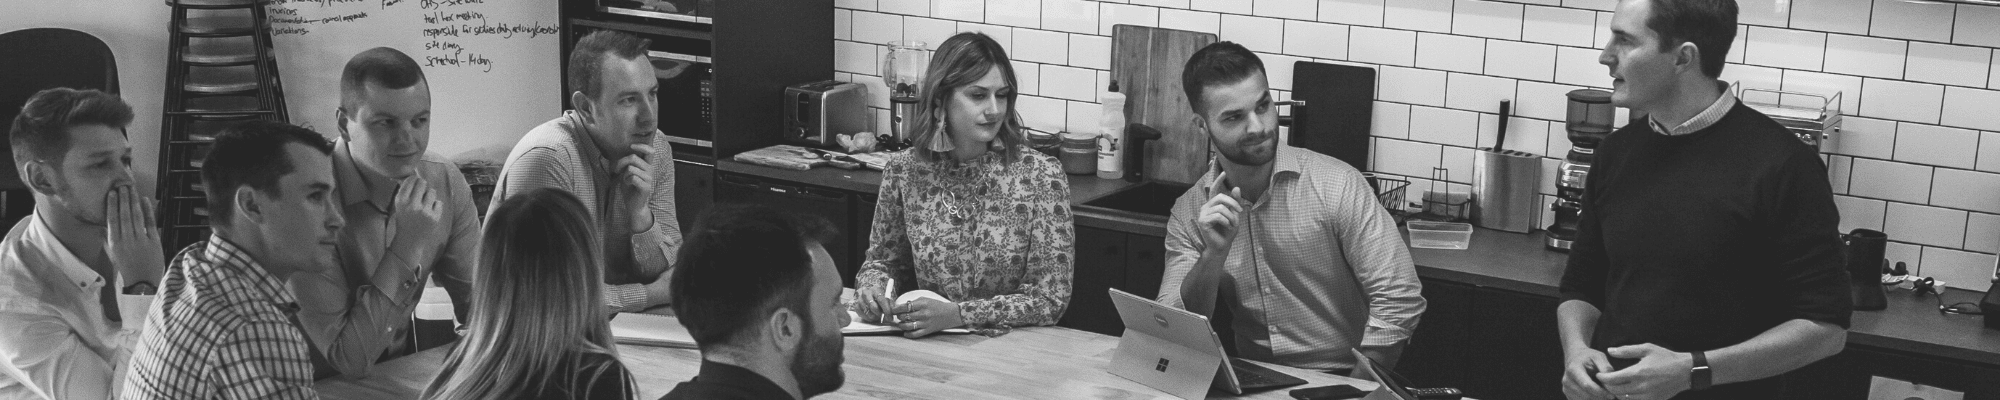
[926,116,955,153]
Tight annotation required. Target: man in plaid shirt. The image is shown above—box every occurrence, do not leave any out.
[122,121,345,399]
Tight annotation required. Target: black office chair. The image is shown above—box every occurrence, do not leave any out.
[0,28,121,227]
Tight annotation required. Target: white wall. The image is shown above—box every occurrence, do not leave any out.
[3,0,564,196]
[3,0,172,194]
[832,0,2000,291]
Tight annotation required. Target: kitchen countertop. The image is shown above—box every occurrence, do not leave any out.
[715,158,1170,236]
[717,158,2000,367]
[1411,228,2000,367]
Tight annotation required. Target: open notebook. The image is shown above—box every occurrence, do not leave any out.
[608,313,697,348]
[612,311,966,345]
[841,310,971,336]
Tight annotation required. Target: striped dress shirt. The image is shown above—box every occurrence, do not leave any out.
[1159,144,1426,371]
[493,111,680,313]
[121,236,319,400]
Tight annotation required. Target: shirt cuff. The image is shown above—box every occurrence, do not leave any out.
[369,251,423,304]
[605,283,650,312]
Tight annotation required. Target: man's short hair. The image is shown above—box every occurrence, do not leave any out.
[670,205,837,349]
[9,88,132,166]
[567,30,651,99]
[200,120,334,226]
[1645,0,1737,78]
[1181,41,1266,116]
[339,47,427,113]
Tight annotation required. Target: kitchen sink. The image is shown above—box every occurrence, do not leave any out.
[1080,181,1194,218]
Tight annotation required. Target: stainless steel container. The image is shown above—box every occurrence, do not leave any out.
[1473,149,1540,233]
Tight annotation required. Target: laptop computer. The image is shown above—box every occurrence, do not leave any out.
[1107,288,1308,399]
[1350,348,1419,400]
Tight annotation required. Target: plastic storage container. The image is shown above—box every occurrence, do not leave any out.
[1408,220,1473,250]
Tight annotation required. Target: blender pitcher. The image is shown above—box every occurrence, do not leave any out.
[882,41,930,143]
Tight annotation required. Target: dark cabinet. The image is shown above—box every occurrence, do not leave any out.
[671,152,714,234]
[1062,226,1131,336]
[1057,226,1169,337]
[713,171,857,286]
[1393,278,1561,400]
[1397,278,1475,388]
[851,193,878,283]
[1781,346,2000,400]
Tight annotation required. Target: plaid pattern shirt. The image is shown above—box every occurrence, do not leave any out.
[1160,144,1426,371]
[121,236,319,400]
[493,111,680,313]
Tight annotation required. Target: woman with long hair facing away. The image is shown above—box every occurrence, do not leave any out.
[423,188,634,399]
[851,31,1076,338]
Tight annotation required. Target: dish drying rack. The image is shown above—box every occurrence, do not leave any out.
[1733,83,1843,151]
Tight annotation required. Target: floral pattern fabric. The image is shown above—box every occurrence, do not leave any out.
[855,148,1076,336]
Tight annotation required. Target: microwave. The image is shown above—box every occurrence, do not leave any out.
[648,50,714,148]
[599,0,714,24]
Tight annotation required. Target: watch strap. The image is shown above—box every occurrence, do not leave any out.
[1690,351,1712,391]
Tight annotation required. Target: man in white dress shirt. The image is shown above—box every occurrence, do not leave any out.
[0,88,164,399]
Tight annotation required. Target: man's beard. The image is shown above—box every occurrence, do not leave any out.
[1216,128,1278,166]
[790,319,846,397]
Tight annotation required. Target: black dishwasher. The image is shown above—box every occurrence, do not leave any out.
[713,171,857,287]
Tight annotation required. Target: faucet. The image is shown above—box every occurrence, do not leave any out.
[1123,123,1163,183]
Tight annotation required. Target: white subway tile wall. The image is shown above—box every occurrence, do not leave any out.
[1317,0,1384,27]
[1905,42,1992,89]
[831,0,2000,288]
[1892,123,1979,169]
[1868,0,1954,43]
[1885,202,1966,249]
[1789,0,1870,36]
[1417,32,1487,74]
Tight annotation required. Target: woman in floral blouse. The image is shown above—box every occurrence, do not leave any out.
[852,32,1076,338]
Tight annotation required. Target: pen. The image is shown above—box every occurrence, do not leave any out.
[881,278,895,325]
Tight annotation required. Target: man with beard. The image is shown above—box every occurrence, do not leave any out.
[1157,42,1425,373]
[662,205,847,400]
[1557,1,1848,399]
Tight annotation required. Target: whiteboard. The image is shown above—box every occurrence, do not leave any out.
[264,0,561,163]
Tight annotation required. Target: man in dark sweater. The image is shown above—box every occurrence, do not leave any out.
[1556,1,1851,400]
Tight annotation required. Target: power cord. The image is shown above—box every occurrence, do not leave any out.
[1909,276,1984,315]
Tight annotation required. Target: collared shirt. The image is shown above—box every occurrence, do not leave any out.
[122,236,319,400]
[288,142,479,378]
[853,149,1076,335]
[1647,82,1738,136]
[1160,144,1427,371]
[494,111,680,313]
[659,360,795,400]
[0,213,149,400]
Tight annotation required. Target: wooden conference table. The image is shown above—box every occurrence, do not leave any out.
[316,326,1386,399]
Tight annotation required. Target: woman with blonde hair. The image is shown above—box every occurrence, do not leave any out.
[852,31,1076,338]
[423,188,633,399]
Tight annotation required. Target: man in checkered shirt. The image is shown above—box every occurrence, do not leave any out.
[122,121,345,399]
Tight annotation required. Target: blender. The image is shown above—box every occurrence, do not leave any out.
[1548,89,1615,251]
[882,41,930,145]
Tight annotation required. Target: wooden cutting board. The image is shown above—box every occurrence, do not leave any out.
[1111,25,1217,187]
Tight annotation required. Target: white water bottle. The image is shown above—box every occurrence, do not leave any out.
[1096,80,1127,180]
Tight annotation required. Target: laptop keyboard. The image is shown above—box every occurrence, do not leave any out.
[1230,359,1307,390]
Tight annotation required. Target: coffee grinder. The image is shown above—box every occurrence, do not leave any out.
[1548,89,1615,251]
[882,41,930,143]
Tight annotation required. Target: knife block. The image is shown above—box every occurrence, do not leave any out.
[1472,149,1540,233]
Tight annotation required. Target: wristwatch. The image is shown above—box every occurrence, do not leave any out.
[1689,351,1712,391]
